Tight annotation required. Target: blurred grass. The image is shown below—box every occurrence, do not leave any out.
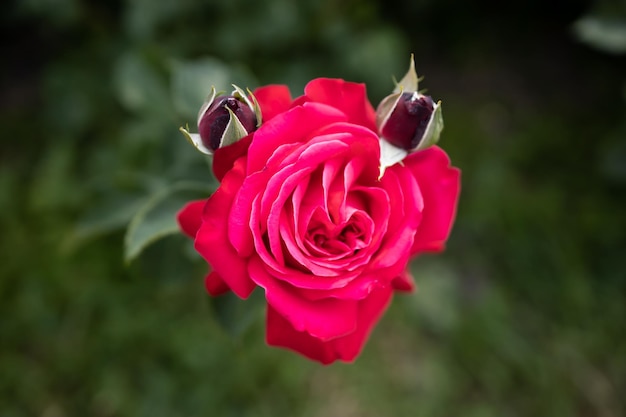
[1,0,625,416]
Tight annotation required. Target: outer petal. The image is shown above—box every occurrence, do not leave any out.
[177,199,206,238]
[371,164,422,269]
[329,284,392,361]
[303,78,377,131]
[266,305,339,364]
[391,270,416,292]
[404,146,461,254]
[195,157,256,299]
[211,85,295,182]
[253,85,293,122]
[212,135,253,182]
[249,256,358,341]
[205,271,230,296]
[266,285,392,364]
[247,102,347,174]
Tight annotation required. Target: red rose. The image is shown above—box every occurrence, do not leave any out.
[178,78,460,364]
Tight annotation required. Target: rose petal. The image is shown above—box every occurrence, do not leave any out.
[252,193,342,280]
[246,102,347,174]
[266,165,316,267]
[253,84,293,121]
[261,138,350,266]
[195,157,256,299]
[329,284,392,360]
[311,122,381,181]
[252,131,379,280]
[205,271,230,296]
[321,154,343,222]
[212,134,253,182]
[177,199,206,238]
[249,256,358,340]
[297,273,378,301]
[228,142,302,259]
[266,284,392,364]
[303,78,377,131]
[391,269,416,292]
[371,165,422,268]
[403,146,461,254]
[266,305,339,364]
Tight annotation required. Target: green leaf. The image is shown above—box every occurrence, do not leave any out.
[113,52,170,114]
[28,142,79,212]
[124,181,213,263]
[64,193,147,253]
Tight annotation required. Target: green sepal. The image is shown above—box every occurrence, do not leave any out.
[231,84,262,127]
[219,106,251,148]
[197,86,217,126]
[247,87,263,128]
[179,124,212,155]
[378,138,408,179]
[393,54,424,94]
[375,91,403,136]
[414,100,443,152]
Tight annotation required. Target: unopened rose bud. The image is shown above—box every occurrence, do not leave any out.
[199,95,257,151]
[376,55,445,176]
[379,92,435,150]
[180,85,262,155]
[376,61,443,153]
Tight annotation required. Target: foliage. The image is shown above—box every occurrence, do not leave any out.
[1,0,625,415]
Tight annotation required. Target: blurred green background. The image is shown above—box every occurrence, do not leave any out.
[2,0,625,415]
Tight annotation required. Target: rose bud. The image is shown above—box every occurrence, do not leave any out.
[376,55,444,175]
[378,92,437,150]
[180,85,262,155]
[199,95,256,151]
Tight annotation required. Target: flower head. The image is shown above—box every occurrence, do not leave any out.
[177,73,460,364]
[178,56,460,364]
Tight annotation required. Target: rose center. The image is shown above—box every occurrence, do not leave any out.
[305,208,370,257]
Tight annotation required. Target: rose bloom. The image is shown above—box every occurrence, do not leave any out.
[178,78,460,364]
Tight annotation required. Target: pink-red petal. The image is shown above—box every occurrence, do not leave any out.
[404,146,461,254]
[195,158,256,299]
[391,270,416,292]
[266,305,339,364]
[249,256,358,341]
[205,271,231,296]
[212,135,253,182]
[303,78,377,131]
[266,284,392,364]
[246,102,347,174]
[329,284,392,361]
[253,84,293,122]
[370,165,422,269]
[177,199,206,238]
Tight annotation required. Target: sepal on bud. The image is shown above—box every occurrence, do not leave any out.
[377,55,444,176]
[180,85,262,155]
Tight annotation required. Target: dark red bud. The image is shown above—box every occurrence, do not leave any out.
[381,93,434,150]
[198,96,257,151]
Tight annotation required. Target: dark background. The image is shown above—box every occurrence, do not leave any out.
[1,0,625,416]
